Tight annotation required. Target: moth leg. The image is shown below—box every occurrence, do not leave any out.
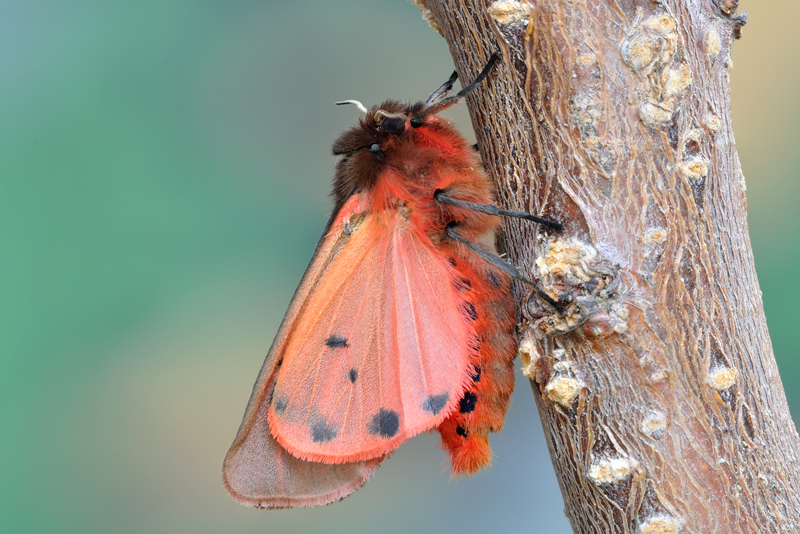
[445,224,565,314]
[435,190,562,231]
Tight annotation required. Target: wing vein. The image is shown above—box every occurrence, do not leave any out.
[397,232,430,422]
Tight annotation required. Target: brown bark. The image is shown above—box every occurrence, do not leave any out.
[413,1,800,532]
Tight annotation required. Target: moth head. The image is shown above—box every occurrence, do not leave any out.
[331,100,415,156]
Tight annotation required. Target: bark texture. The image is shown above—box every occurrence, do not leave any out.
[414,1,800,532]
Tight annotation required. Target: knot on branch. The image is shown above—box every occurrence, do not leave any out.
[529,237,626,338]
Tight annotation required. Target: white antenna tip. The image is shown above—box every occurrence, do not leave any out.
[336,100,368,114]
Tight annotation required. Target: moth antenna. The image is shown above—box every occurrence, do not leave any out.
[336,100,368,114]
[425,70,458,106]
[412,51,501,125]
[445,225,566,314]
[434,191,563,231]
[451,51,501,101]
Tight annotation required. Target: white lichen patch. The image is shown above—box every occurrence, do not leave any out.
[572,90,602,133]
[643,227,668,246]
[685,128,704,143]
[588,457,639,485]
[576,53,597,67]
[662,62,692,96]
[639,514,682,534]
[649,369,669,383]
[622,13,678,76]
[638,100,674,125]
[644,13,676,34]
[570,88,617,178]
[678,157,709,181]
[621,12,697,131]
[518,329,541,381]
[621,32,657,73]
[641,411,668,436]
[709,366,737,390]
[536,237,599,284]
[545,375,582,407]
[488,1,533,25]
[704,26,722,59]
[706,113,722,133]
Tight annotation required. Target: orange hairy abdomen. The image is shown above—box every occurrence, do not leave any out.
[436,246,516,475]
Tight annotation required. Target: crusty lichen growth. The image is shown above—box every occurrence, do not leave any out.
[639,515,682,534]
[640,411,668,437]
[588,457,639,485]
[661,63,692,96]
[536,237,599,285]
[704,26,722,58]
[621,11,692,127]
[543,351,584,407]
[544,374,582,407]
[533,236,627,338]
[518,328,541,381]
[708,366,737,390]
[706,112,722,133]
[679,156,709,181]
[643,228,668,246]
[488,1,533,26]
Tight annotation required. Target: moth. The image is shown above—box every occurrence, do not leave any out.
[222,52,562,509]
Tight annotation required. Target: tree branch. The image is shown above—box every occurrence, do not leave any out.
[414,1,800,532]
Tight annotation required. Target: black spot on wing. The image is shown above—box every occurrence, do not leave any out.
[325,334,349,348]
[471,365,482,383]
[348,368,358,383]
[488,271,501,288]
[459,391,477,413]
[422,393,450,415]
[311,420,338,443]
[456,425,468,438]
[447,256,457,267]
[368,409,399,438]
[273,396,288,415]
[461,302,478,321]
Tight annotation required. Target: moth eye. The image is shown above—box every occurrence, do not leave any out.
[379,116,406,134]
[370,143,381,152]
[373,110,407,134]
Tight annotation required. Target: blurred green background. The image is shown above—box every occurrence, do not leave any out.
[1,2,796,533]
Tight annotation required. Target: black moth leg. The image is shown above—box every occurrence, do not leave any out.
[444,225,565,314]
[434,191,563,231]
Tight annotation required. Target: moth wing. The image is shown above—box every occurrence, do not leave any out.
[223,196,382,508]
[269,215,474,463]
[222,379,381,508]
